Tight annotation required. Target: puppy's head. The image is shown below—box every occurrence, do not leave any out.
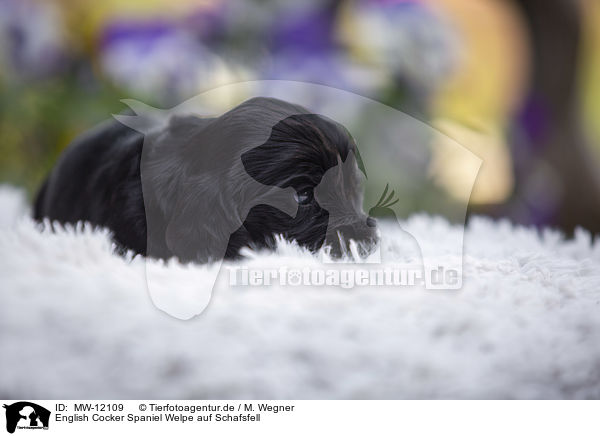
[238,111,377,258]
[150,97,377,262]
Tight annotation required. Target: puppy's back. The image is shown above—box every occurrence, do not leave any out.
[33,118,145,231]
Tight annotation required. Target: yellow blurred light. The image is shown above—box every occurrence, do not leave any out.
[429,118,513,204]
[424,0,527,205]
[580,0,600,158]
[430,0,529,125]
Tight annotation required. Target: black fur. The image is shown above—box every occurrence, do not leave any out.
[34,97,376,262]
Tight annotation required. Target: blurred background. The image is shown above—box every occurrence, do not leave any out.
[1,0,599,234]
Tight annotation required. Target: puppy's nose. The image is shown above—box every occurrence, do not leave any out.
[327,217,379,258]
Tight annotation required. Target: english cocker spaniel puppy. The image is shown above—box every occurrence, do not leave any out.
[34,97,377,263]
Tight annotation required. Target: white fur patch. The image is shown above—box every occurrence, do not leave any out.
[1,185,599,398]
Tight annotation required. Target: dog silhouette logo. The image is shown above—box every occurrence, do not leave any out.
[3,402,50,433]
[113,81,480,318]
[368,184,399,219]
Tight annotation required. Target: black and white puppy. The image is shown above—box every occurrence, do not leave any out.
[34,97,377,263]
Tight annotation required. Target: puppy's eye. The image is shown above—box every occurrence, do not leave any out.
[294,189,313,205]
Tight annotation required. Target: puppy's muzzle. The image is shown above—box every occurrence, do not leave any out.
[327,215,379,258]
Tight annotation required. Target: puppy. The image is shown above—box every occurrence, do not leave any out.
[34,97,377,263]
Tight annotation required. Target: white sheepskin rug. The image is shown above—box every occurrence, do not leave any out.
[1,184,599,399]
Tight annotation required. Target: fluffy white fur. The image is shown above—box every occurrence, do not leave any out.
[1,185,599,399]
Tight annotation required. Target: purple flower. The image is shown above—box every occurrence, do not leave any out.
[259,2,378,94]
[99,18,225,103]
[348,0,458,91]
[0,0,67,79]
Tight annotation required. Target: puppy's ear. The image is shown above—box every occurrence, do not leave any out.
[165,211,217,264]
[162,184,238,264]
[162,183,296,263]
[138,114,236,263]
[146,102,301,263]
